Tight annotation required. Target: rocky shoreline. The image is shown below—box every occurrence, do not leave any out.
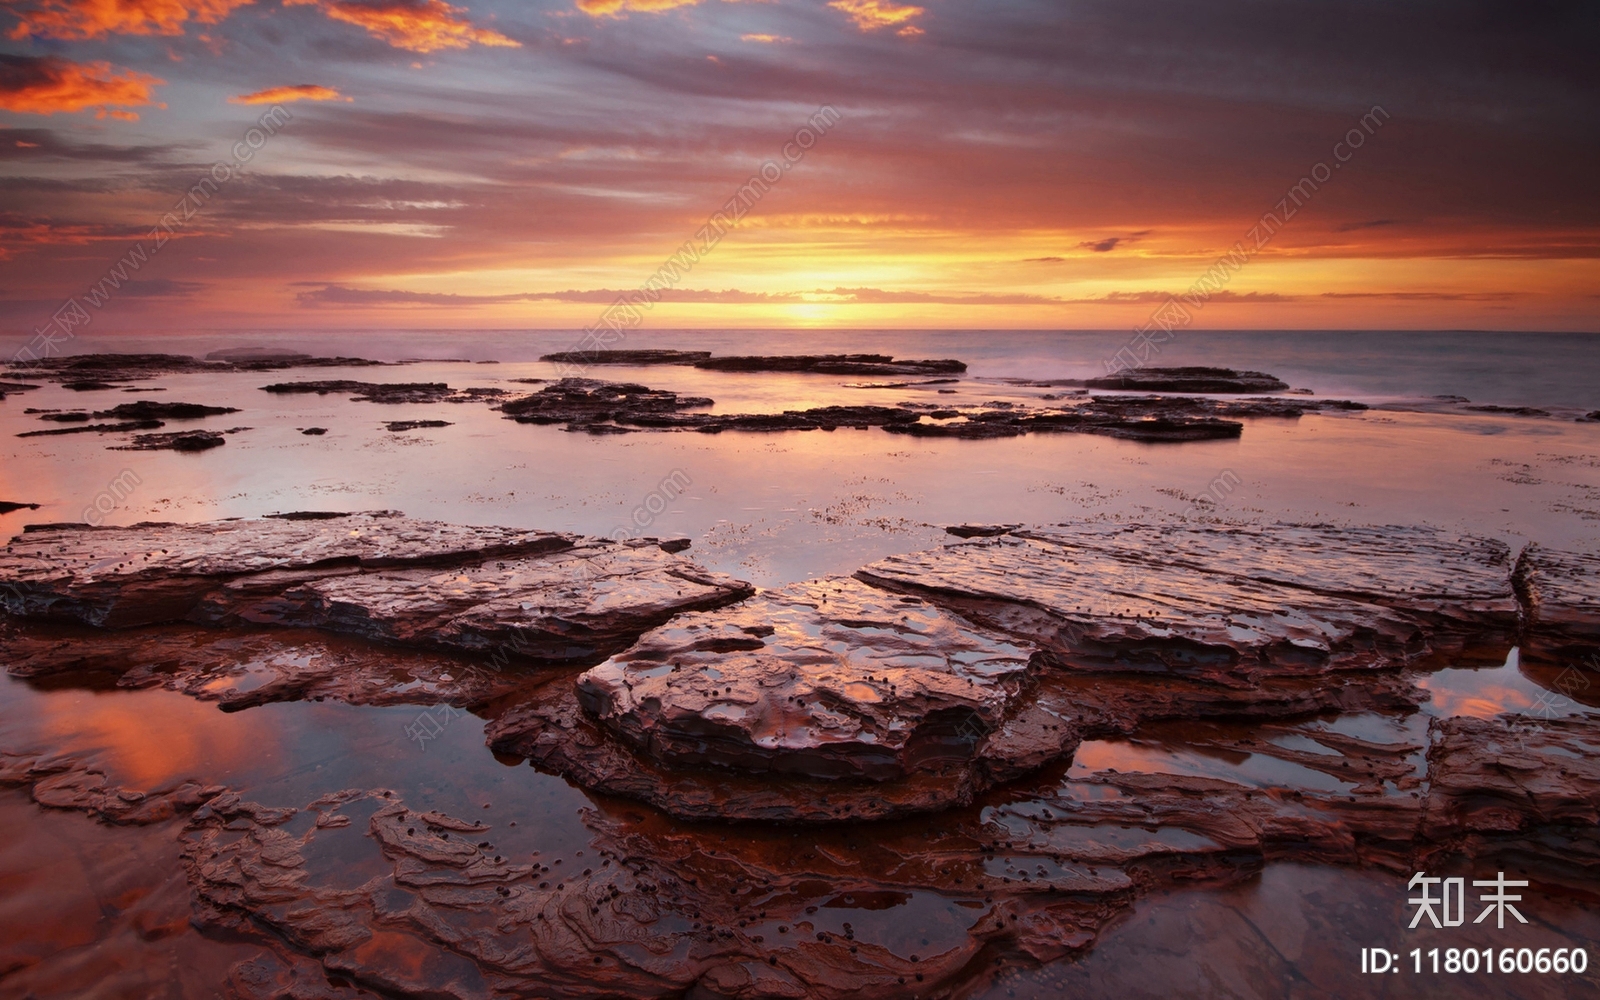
[1,512,1596,998]
[8,356,1592,464]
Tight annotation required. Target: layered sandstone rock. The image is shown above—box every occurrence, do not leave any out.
[0,513,751,661]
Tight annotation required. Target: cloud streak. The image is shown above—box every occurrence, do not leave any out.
[283,0,519,52]
[575,0,706,16]
[0,55,163,118]
[827,0,924,36]
[4,0,251,40]
[230,84,350,104]
[295,284,1304,309]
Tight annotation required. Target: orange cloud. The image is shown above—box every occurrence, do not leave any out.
[0,54,163,119]
[230,83,350,104]
[575,0,704,15]
[827,0,923,34]
[740,32,791,43]
[5,0,252,40]
[284,0,519,52]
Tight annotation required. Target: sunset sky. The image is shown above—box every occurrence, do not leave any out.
[1,0,1596,333]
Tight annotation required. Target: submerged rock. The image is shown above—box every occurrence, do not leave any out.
[205,347,311,362]
[113,429,227,452]
[1,750,226,825]
[496,379,1361,443]
[541,349,713,365]
[16,418,164,438]
[694,354,967,376]
[6,351,389,384]
[498,377,713,425]
[260,380,505,404]
[1464,404,1551,417]
[91,400,239,420]
[1082,367,1290,393]
[534,351,968,378]
[384,419,453,431]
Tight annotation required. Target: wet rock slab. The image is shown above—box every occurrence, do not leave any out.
[0,617,525,711]
[1421,714,1600,868]
[857,522,1522,684]
[489,576,1067,821]
[1515,543,1600,665]
[0,512,751,661]
[567,579,1066,806]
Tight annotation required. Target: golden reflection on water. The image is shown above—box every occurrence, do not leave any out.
[21,684,278,788]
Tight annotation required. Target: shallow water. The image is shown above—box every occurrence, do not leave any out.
[2,331,1597,998]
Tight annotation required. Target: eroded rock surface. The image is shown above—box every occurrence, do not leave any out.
[578,579,1038,780]
[858,523,1520,684]
[49,710,1592,1000]
[6,515,1600,1000]
[0,513,751,661]
[1515,543,1600,666]
[0,618,521,711]
[1421,714,1600,869]
[483,520,1600,826]
[179,787,1103,1000]
[1,750,226,825]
